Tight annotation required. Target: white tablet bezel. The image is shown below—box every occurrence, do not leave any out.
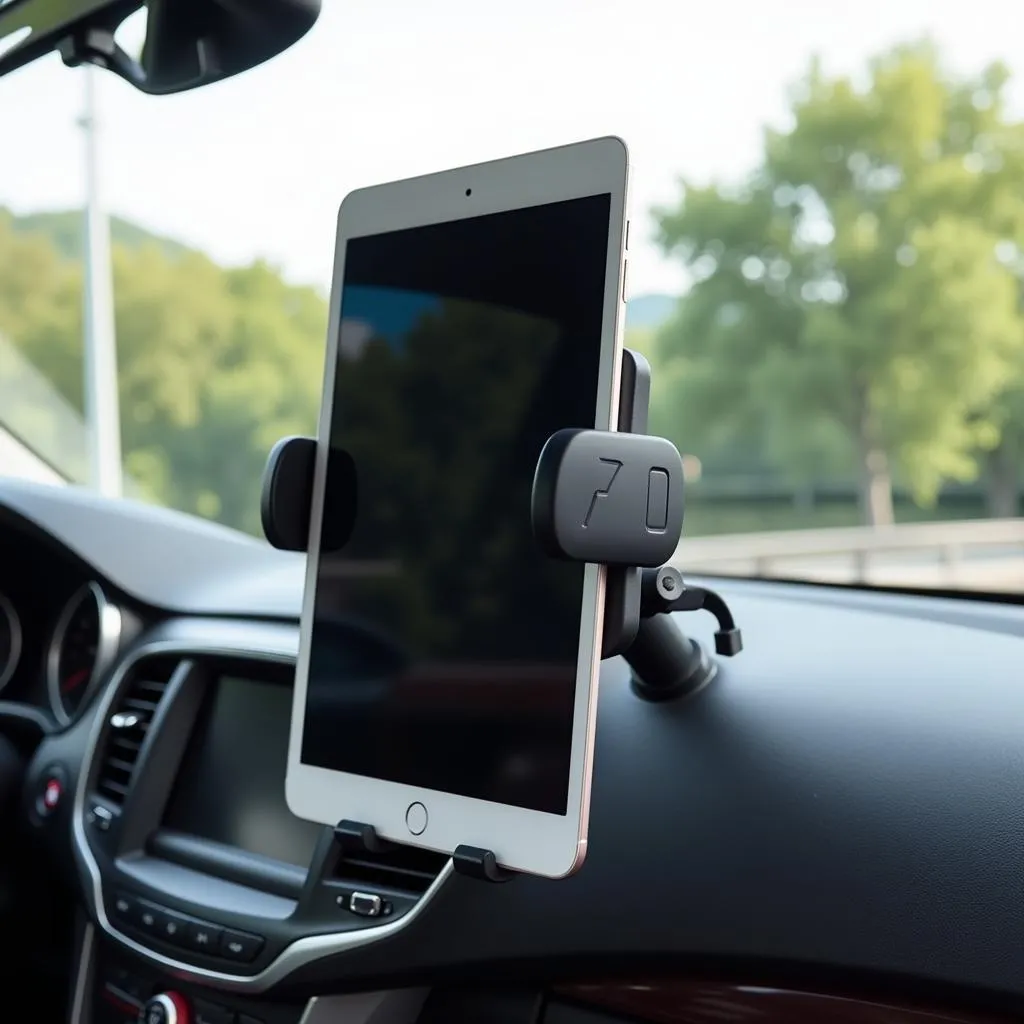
[286,136,629,879]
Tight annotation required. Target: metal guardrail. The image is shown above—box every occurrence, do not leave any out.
[674,518,1024,586]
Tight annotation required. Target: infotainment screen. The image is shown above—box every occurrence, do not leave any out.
[163,676,323,867]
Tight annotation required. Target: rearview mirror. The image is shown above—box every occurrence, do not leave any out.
[0,0,318,94]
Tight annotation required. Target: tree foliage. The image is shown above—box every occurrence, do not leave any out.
[0,209,326,535]
[653,42,1024,524]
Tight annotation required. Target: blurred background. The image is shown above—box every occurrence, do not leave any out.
[1,0,1023,591]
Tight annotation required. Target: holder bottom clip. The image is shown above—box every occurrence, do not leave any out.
[335,820,515,884]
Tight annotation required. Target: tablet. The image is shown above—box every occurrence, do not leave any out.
[286,136,629,878]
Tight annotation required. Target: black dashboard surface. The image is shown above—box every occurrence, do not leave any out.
[0,478,303,619]
[283,583,1024,997]
[5,480,1024,1006]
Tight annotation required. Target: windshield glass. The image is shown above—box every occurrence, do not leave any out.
[1,0,1022,594]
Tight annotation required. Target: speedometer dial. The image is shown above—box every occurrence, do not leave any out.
[47,582,122,725]
[0,591,21,693]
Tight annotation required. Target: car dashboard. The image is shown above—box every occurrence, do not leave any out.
[2,477,1024,1024]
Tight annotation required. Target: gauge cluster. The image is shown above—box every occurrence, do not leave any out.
[47,581,123,725]
[0,590,22,692]
[0,571,125,725]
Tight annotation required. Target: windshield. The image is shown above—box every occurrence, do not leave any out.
[1,0,1022,595]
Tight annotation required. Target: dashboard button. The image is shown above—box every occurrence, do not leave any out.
[154,908,188,944]
[42,777,62,811]
[350,891,382,917]
[219,928,264,962]
[87,802,114,831]
[137,903,161,934]
[110,890,139,924]
[34,764,67,819]
[183,919,222,953]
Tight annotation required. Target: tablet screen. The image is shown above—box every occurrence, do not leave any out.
[301,194,611,816]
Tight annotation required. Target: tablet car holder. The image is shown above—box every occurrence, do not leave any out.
[260,348,743,882]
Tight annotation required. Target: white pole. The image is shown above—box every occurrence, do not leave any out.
[80,65,123,498]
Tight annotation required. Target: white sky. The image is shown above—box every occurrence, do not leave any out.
[1,0,1022,297]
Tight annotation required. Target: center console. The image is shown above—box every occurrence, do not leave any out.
[89,939,308,1024]
[71,638,452,999]
[87,933,427,1024]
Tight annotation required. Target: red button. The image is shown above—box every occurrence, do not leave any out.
[43,778,62,810]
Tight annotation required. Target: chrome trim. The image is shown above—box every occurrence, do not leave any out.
[48,581,123,727]
[0,590,22,692]
[148,994,180,1023]
[72,637,453,993]
[69,922,95,1024]
[0,700,53,734]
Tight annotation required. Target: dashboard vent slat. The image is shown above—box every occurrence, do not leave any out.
[93,657,179,809]
[333,841,449,897]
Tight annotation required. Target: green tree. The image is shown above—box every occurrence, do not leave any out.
[654,42,1024,525]
[0,213,83,394]
[0,215,327,535]
[115,253,326,532]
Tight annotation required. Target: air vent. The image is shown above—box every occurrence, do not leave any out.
[334,841,449,897]
[94,656,178,807]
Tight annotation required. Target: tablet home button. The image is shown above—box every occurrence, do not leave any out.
[405,801,428,835]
